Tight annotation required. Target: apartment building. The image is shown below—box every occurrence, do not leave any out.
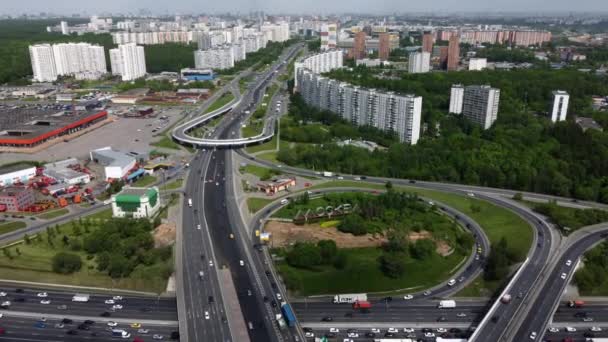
[461,85,501,129]
[29,44,58,82]
[194,46,235,70]
[550,90,570,123]
[109,43,147,81]
[449,84,465,114]
[29,43,106,82]
[408,52,431,73]
[320,23,338,51]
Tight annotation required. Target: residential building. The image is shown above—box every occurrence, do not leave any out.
[378,33,390,61]
[469,58,487,71]
[352,31,367,60]
[110,43,147,81]
[320,23,338,51]
[550,90,570,123]
[408,52,431,73]
[261,22,290,42]
[52,43,107,78]
[29,44,57,82]
[60,21,69,35]
[447,36,460,71]
[111,187,160,219]
[439,46,449,69]
[462,85,501,129]
[422,32,434,53]
[194,45,235,70]
[294,50,343,87]
[449,84,465,114]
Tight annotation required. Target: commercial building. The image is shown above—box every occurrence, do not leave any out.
[43,158,91,185]
[352,31,367,60]
[0,186,36,212]
[111,187,160,219]
[180,68,215,81]
[0,165,37,187]
[256,177,296,195]
[408,52,431,73]
[422,32,434,53]
[468,58,487,71]
[90,147,137,180]
[461,85,501,129]
[320,23,338,51]
[297,56,422,145]
[550,90,570,123]
[449,84,465,114]
[109,43,147,81]
[447,36,460,71]
[194,46,235,70]
[378,33,390,61]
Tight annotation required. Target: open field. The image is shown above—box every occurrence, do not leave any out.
[247,197,274,213]
[204,93,235,114]
[37,208,69,220]
[132,175,157,187]
[0,221,27,235]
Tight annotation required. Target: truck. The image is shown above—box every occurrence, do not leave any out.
[71,294,90,302]
[352,300,371,310]
[333,293,367,304]
[188,198,193,207]
[323,171,333,177]
[568,300,585,308]
[275,314,287,330]
[438,300,456,309]
[280,302,296,327]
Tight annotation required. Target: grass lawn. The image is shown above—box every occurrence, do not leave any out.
[454,275,501,297]
[245,136,289,154]
[38,208,69,220]
[247,197,274,213]
[162,179,183,190]
[0,221,27,235]
[278,247,466,296]
[132,175,157,187]
[257,151,280,164]
[242,121,263,138]
[87,209,113,221]
[151,135,181,150]
[204,93,235,114]
[239,164,279,179]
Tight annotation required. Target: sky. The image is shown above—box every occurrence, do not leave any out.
[2,0,608,15]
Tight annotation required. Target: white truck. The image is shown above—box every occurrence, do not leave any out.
[71,294,90,302]
[188,198,193,207]
[323,171,333,177]
[333,293,367,304]
[438,300,456,309]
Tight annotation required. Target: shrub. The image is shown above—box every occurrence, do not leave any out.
[52,252,82,274]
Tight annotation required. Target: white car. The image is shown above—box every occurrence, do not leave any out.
[403,294,413,300]
[437,328,447,333]
[276,293,282,301]
[0,313,3,318]
[388,328,398,333]
[138,329,150,334]
[112,304,123,310]
[467,192,475,197]
[209,260,214,267]
[457,312,467,317]
[239,260,244,267]
[424,332,435,338]
[153,335,164,340]
[0,292,6,297]
[205,311,210,320]
[561,273,567,280]
[566,259,572,266]
[305,332,314,338]
[107,321,118,327]
[105,299,115,304]
[112,296,123,301]
[40,299,51,304]
[337,176,344,180]
[371,328,380,333]
[547,327,559,333]
[329,328,340,333]
[591,327,602,332]
[447,279,456,286]
[347,333,358,338]
[403,328,415,333]
[197,224,201,230]
[529,331,537,340]
[37,292,48,298]
[565,327,576,332]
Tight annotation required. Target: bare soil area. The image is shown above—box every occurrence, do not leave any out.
[153,223,176,248]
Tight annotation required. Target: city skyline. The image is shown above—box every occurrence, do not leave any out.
[2,0,608,15]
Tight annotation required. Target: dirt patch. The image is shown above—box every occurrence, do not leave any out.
[153,223,176,248]
[436,240,452,256]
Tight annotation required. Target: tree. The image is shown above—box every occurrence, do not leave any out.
[333,251,348,269]
[51,252,82,274]
[23,233,30,244]
[512,193,523,201]
[107,253,130,278]
[317,240,337,264]
[62,235,70,246]
[286,242,322,269]
[337,214,369,236]
[379,252,407,278]
[409,239,436,260]
[72,223,81,236]
[384,230,409,254]
[96,252,111,271]
[2,248,12,259]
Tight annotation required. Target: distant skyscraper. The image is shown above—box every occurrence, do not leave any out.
[60,21,69,35]
[422,32,434,53]
[550,90,570,123]
[439,46,449,69]
[462,85,500,129]
[447,36,460,71]
[352,31,367,60]
[449,84,464,114]
[320,23,338,51]
[408,52,430,73]
[29,44,57,82]
[378,33,390,61]
[110,43,146,81]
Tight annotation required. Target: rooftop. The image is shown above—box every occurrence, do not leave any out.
[0,186,31,196]
[0,163,37,175]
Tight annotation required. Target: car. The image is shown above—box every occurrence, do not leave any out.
[403,328,415,333]
[371,328,381,333]
[0,292,6,297]
[271,300,277,307]
[276,293,282,301]
[321,316,333,322]
[565,327,577,332]
[239,260,244,266]
[566,259,572,266]
[324,332,336,338]
[457,312,467,317]
[57,305,67,310]
[574,311,588,317]
[209,260,214,267]
[583,317,594,322]
[585,332,596,338]
[40,299,51,304]
[561,273,567,279]
[384,332,395,337]
[61,318,73,324]
[112,296,123,301]
[365,332,375,338]
[107,321,118,327]
[591,327,602,332]
[337,176,344,180]
[54,323,64,328]
[447,279,456,286]
[37,292,48,298]
[77,323,90,330]
[329,328,340,333]
[437,328,447,333]
[105,299,115,304]
[449,328,462,333]
[424,332,436,338]
[548,327,559,333]
[130,323,141,328]
[347,333,359,338]
[39,317,46,322]
[196,224,201,230]
[84,320,94,325]
[403,294,413,300]
[423,290,431,296]
[205,311,210,320]
[437,316,447,322]
[153,334,164,340]
[138,328,150,334]
[387,328,398,333]
[208,296,214,303]
[529,331,537,339]
[305,332,314,338]
[112,304,123,310]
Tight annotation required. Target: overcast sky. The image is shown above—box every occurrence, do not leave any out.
[3,0,608,15]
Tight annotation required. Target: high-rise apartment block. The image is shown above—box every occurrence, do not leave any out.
[194,46,235,70]
[109,43,147,81]
[378,33,390,61]
[260,22,290,42]
[447,36,460,71]
[461,85,501,129]
[294,50,343,87]
[550,90,569,123]
[408,52,431,73]
[436,29,551,47]
[320,23,338,51]
[468,58,487,71]
[60,21,69,35]
[422,32,434,53]
[29,43,106,82]
[352,31,367,60]
[449,84,464,114]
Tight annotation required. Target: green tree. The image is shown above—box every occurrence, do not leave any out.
[96,252,111,271]
[286,242,322,269]
[409,239,436,260]
[23,233,30,244]
[317,240,338,264]
[51,252,82,274]
[378,252,407,278]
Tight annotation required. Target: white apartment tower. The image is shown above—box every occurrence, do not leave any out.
[60,21,69,35]
[52,43,106,77]
[194,46,235,70]
[550,90,569,123]
[110,43,147,81]
[408,52,431,73]
[462,85,501,130]
[320,23,338,51]
[449,84,465,114]
[29,44,57,82]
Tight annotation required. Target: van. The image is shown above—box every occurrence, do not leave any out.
[447,279,456,286]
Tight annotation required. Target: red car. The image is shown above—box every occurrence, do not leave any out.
[133,338,144,342]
